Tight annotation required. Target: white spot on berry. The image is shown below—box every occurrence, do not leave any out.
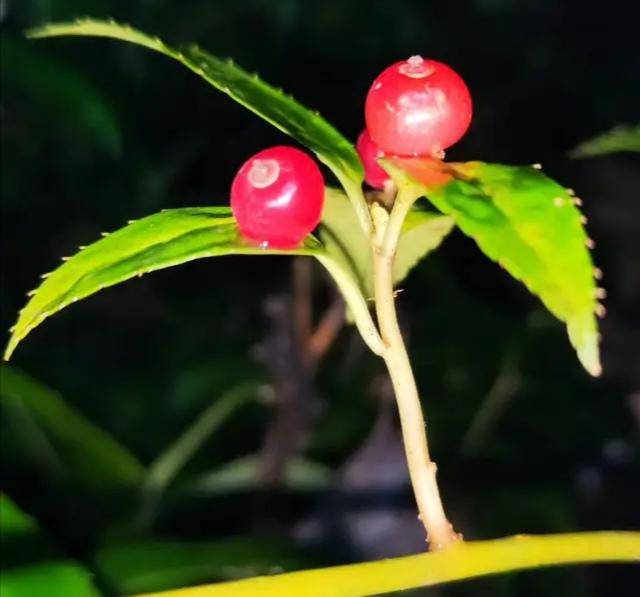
[373,82,382,90]
[248,159,280,189]
[593,267,603,280]
[553,197,565,207]
[399,55,434,78]
[531,163,542,170]
[585,238,595,249]
[596,304,606,318]
[573,197,583,206]
[580,215,588,224]
[259,240,269,249]
[595,287,607,299]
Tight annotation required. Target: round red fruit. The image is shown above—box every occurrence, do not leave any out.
[231,146,325,249]
[356,129,390,190]
[365,56,472,156]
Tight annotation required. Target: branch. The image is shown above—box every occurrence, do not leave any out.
[135,532,640,597]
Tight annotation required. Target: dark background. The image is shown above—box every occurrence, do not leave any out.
[1,0,639,595]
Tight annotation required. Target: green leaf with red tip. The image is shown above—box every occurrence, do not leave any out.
[4,207,382,361]
[25,19,366,218]
[386,158,601,376]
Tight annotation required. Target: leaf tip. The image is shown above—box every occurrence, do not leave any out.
[3,341,16,362]
[578,339,602,378]
[572,319,602,378]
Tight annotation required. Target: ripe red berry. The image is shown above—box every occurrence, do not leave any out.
[356,129,390,190]
[231,146,325,248]
[365,56,472,156]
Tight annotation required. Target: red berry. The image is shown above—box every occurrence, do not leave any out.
[365,56,472,156]
[356,129,390,189]
[231,146,325,248]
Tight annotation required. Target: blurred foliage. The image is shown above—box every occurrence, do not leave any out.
[1,0,639,596]
[0,494,102,596]
[1,366,144,491]
[570,124,640,158]
[95,535,320,595]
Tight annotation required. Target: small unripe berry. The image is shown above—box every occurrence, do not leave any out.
[231,146,324,248]
[356,129,390,190]
[365,56,472,156]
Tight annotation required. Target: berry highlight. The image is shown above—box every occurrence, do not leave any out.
[365,56,472,156]
[231,146,325,249]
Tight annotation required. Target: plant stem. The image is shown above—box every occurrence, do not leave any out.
[372,190,458,550]
[151,532,640,597]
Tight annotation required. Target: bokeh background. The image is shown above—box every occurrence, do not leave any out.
[1,1,639,595]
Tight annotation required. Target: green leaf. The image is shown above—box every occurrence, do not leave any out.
[319,189,371,294]
[4,207,382,361]
[320,188,454,297]
[0,494,103,597]
[0,494,38,537]
[131,532,640,597]
[137,382,263,526]
[395,208,456,287]
[144,382,261,495]
[95,536,319,595]
[570,124,640,158]
[189,454,332,495]
[0,366,144,490]
[386,158,602,376]
[26,19,371,231]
